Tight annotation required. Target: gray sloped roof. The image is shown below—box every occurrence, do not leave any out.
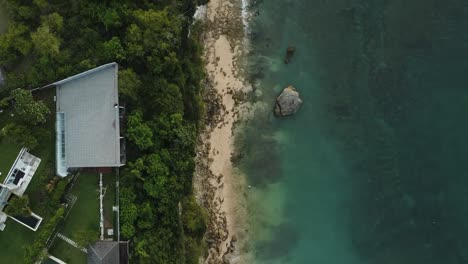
[55,63,122,176]
[87,241,120,264]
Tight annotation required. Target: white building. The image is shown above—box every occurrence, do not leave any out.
[0,148,42,231]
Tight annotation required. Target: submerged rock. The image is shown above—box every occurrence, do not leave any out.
[274,85,302,116]
[284,46,296,64]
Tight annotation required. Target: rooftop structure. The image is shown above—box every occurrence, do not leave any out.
[54,63,124,177]
[1,148,41,197]
[87,241,129,264]
[0,148,42,231]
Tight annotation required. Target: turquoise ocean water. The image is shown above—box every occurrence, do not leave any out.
[237,1,468,263]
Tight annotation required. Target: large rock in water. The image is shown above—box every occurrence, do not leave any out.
[274,85,302,116]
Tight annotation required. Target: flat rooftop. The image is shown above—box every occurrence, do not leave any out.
[55,63,122,176]
[0,148,42,231]
[0,148,41,206]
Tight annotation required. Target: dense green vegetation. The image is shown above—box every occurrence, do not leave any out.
[0,0,208,263]
[24,207,64,264]
[4,195,32,217]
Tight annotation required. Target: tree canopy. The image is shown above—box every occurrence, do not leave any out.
[31,25,61,58]
[127,111,154,150]
[0,23,31,65]
[5,195,31,217]
[1,0,206,262]
[0,123,38,148]
[11,88,50,125]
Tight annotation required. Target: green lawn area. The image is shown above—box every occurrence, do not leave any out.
[61,173,100,240]
[48,172,102,264]
[103,172,116,239]
[49,237,87,264]
[0,218,37,262]
[0,115,56,263]
[0,140,58,263]
[0,139,22,182]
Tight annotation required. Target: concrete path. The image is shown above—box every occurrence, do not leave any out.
[57,233,87,253]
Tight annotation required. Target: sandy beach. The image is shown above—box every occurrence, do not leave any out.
[193,0,252,263]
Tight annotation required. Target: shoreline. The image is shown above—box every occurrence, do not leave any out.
[194,0,252,263]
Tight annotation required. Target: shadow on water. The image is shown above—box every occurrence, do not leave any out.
[234,104,282,187]
[255,222,300,261]
[235,15,286,187]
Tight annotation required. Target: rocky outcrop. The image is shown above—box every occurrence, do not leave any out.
[274,85,302,116]
[284,46,296,64]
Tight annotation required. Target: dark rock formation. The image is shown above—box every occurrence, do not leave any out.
[284,46,296,64]
[274,85,302,116]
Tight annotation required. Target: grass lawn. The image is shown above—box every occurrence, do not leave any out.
[49,237,87,264]
[0,112,56,263]
[0,139,57,263]
[0,218,37,263]
[49,172,113,264]
[0,139,22,182]
[102,172,116,239]
[61,173,100,241]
